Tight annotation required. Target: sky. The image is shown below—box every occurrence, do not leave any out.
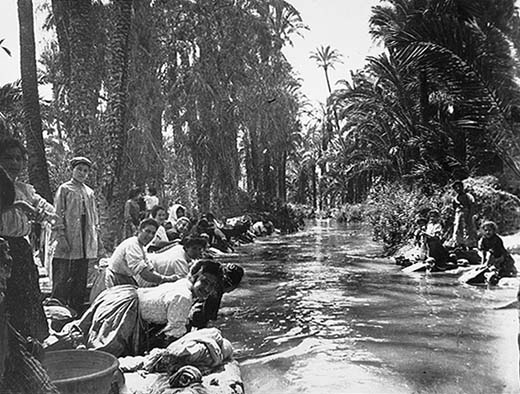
[0,0,381,105]
[284,0,382,105]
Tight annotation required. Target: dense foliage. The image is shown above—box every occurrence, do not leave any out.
[2,0,306,248]
[314,0,520,207]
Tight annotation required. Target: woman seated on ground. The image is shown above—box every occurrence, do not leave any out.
[105,218,179,288]
[147,205,176,252]
[136,235,207,287]
[52,260,223,357]
[189,262,244,329]
[479,221,517,279]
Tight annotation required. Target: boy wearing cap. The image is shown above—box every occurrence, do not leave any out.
[52,156,99,312]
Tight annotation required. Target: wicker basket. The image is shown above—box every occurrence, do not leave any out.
[42,349,119,394]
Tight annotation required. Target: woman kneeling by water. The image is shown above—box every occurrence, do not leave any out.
[52,260,223,357]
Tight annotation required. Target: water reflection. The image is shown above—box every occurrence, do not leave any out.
[218,221,519,394]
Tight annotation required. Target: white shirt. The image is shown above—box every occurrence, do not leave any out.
[136,244,192,287]
[108,236,151,278]
[144,195,159,211]
[138,278,193,338]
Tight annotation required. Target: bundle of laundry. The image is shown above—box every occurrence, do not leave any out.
[119,327,234,376]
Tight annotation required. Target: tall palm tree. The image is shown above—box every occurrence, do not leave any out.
[17,0,52,201]
[100,0,133,248]
[310,45,343,146]
[310,45,343,95]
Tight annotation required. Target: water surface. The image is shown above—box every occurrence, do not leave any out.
[217,220,519,394]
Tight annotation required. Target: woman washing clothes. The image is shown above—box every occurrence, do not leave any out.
[55,260,223,357]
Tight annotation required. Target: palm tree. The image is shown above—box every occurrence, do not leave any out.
[310,45,343,95]
[369,0,520,177]
[17,0,52,201]
[100,0,133,248]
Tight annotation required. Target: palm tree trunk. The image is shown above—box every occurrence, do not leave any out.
[18,0,52,202]
[100,0,133,250]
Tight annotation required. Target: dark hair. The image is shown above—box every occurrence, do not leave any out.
[222,263,244,291]
[182,235,208,248]
[139,218,159,230]
[129,188,141,199]
[148,187,157,196]
[0,166,15,210]
[0,137,27,159]
[191,259,223,282]
[151,205,166,218]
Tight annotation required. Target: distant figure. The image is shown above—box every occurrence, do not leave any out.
[167,203,187,228]
[478,221,517,279]
[147,205,174,252]
[423,209,451,269]
[143,187,159,216]
[52,156,99,312]
[123,188,142,239]
[166,216,192,242]
[450,180,477,248]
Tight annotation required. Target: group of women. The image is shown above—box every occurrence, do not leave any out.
[0,136,245,369]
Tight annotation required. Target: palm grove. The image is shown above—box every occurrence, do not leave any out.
[3,0,520,250]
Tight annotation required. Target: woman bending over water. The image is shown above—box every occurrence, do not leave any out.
[56,260,223,357]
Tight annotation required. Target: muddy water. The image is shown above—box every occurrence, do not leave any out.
[216,220,519,394]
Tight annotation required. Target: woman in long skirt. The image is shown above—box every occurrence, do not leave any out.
[0,137,55,342]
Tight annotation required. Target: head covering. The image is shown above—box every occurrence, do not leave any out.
[222,263,244,290]
[481,221,497,231]
[70,156,92,168]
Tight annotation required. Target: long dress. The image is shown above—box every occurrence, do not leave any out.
[0,181,53,341]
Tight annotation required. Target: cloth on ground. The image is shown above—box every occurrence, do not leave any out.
[119,328,233,375]
[168,365,203,388]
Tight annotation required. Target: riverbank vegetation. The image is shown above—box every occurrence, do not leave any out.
[328,0,520,253]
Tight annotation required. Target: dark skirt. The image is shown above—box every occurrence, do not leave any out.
[4,236,48,342]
